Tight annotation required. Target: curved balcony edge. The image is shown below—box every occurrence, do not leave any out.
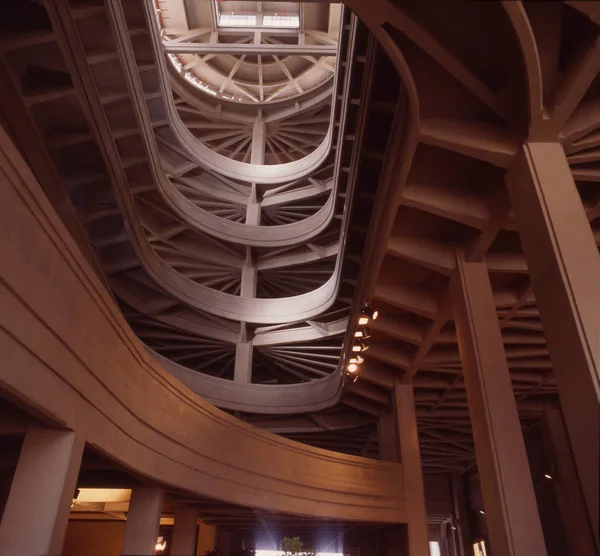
[140,0,338,185]
[168,65,335,124]
[0,126,406,523]
[154,350,345,414]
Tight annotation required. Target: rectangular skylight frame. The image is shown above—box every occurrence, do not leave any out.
[215,1,300,29]
[218,13,258,27]
[263,15,300,28]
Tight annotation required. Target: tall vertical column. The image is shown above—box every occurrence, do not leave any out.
[451,254,547,556]
[378,410,413,556]
[544,406,596,555]
[506,143,599,547]
[0,428,84,556]
[172,507,200,556]
[233,342,253,382]
[378,408,399,462]
[240,249,257,299]
[121,487,163,556]
[378,379,429,556]
[450,474,474,556]
[379,384,429,554]
[250,120,266,165]
[197,522,216,556]
[394,382,430,556]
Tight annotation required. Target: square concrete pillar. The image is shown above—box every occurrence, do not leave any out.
[0,428,84,556]
[172,507,200,556]
[380,383,429,555]
[506,143,599,548]
[451,253,547,556]
[121,487,164,556]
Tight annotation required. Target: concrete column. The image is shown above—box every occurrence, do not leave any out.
[172,507,200,556]
[121,487,163,556]
[234,341,253,383]
[451,253,547,556]
[250,120,266,165]
[380,381,429,555]
[246,184,261,226]
[395,383,429,556]
[196,522,216,556]
[379,385,428,554]
[544,406,596,555]
[506,143,599,548]
[378,409,399,462]
[0,428,84,556]
[450,474,474,556]
[240,261,257,299]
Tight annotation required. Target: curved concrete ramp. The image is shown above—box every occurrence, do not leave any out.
[0,127,406,524]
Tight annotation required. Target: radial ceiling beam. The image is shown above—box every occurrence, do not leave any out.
[163,42,337,56]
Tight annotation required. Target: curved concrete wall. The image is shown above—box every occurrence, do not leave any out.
[0,127,406,523]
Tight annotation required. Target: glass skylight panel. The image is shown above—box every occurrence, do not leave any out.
[218,13,257,27]
[263,15,300,28]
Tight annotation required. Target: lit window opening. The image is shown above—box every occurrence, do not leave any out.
[429,542,441,556]
[255,551,343,556]
[473,541,488,556]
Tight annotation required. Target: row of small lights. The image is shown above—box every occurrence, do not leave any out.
[346,304,379,378]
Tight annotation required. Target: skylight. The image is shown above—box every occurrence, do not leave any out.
[216,1,300,29]
[263,15,299,28]
[218,13,258,27]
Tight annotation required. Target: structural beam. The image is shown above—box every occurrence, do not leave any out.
[544,406,597,555]
[506,142,600,548]
[394,383,429,555]
[380,382,429,555]
[451,253,547,556]
[234,340,253,383]
[250,120,266,166]
[163,42,337,56]
[451,474,474,556]
[121,487,164,556]
[0,429,84,556]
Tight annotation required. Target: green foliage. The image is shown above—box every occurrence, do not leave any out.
[281,537,315,556]
[282,537,303,555]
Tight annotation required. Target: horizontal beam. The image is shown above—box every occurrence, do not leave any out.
[163,41,337,56]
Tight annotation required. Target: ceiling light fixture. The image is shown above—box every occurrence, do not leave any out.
[352,340,369,352]
[155,537,167,553]
[361,305,379,321]
[349,355,364,365]
[544,473,553,480]
[347,363,358,373]
[354,327,371,339]
[479,510,485,515]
